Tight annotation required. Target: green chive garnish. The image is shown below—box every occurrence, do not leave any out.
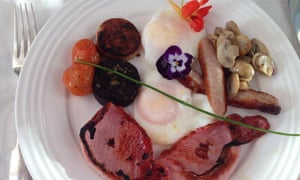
[76,59,300,137]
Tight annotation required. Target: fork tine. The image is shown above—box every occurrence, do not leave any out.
[24,4,31,48]
[13,3,38,75]
[24,3,38,48]
[19,4,25,59]
[29,3,38,38]
[13,5,18,60]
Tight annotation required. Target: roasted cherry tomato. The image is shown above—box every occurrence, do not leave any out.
[72,39,101,64]
[63,64,95,96]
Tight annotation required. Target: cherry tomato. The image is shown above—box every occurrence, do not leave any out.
[63,64,95,96]
[72,39,101,64]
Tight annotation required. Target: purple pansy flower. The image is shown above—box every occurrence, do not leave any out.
[156,45,193,80]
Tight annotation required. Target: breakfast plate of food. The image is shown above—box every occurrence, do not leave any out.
[15,0,300,179]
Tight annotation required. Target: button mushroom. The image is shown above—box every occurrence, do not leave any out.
[227,73,240,98]
[217,39,239,68]
[239,81,250,90]
[230,60,255,82]
[214,26,224,36]
[210,20,277,94]
[236,34,252,55]
[225,20,241,35]
[216,30,235,47]
[237,56,252,64]
[252,53,274,76]
[249,38,270,56]
[208,34,218,47]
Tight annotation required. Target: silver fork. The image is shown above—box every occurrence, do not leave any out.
[10,3,37,180]
[13,3,37,75]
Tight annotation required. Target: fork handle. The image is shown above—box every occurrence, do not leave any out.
[9,143,32,180]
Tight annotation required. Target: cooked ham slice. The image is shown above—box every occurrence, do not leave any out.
[145,114,270,180]
[156,122,233,176]
[145,122,240,180]
[147,146,240,180]
[197,146,240,180]
[79,103,270,180]
[79,102,153,180]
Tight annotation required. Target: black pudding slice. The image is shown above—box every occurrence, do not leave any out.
[96,18,141,61]
[93,59,141,106]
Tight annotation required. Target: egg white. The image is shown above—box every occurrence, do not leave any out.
[132,69,213,145]
[127,10,213,145]
[142,10,207,68]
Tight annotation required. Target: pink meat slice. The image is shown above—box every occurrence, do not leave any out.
[79,102,153,180]
[156,122,233,176]
[146,114,270,179]
[196,146,241,180]
[147,146,240,180]
[79,102,270,180]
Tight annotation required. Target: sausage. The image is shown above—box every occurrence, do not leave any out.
[178,69,206,94]
[227,89,281,115]
[198,38,227,115]
[227,113,270,145]
[178,69,281,115]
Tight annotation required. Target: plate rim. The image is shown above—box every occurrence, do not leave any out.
[15,0,300,179]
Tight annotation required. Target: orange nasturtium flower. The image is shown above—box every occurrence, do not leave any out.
[168,0,212,32]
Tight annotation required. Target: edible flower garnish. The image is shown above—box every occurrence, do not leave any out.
[76,59,300,137]
[156,45,193,80]
[168,0,212,32]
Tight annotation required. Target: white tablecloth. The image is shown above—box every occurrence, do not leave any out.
[0,0,299,179]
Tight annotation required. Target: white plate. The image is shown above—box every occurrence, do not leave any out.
[15,0,300,179]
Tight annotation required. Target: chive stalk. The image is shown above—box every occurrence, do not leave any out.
[76,59,300,137]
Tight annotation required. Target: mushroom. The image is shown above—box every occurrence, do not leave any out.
[226,20,241,35]
[208,34,218,47]
[227,73,240,98]
[214,26,224,36]
[239,81,250,90]
[235,34,252,55]
[237,56,252,64]
[217,39,239,68]
[216,30,235,46]
[252,53,274,76]
[230,60,255,81]
[249,38,270,56]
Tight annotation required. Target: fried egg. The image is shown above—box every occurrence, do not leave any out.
[142,10,207,68]
[129,10,213,145]
[132,70,213,145]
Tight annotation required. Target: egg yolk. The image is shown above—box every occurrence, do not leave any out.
[136,86,178,125]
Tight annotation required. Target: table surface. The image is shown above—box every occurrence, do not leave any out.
[1,0,300,179]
